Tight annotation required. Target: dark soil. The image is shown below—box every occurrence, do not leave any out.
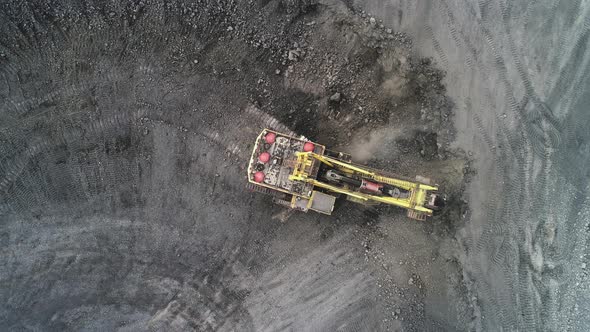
[0,1,470,331]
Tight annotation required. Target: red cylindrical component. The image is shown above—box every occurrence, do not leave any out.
[259,152,270,163]
[265,132,276,144]
[360,179,383,193]
[303,142,315,152]
[254,171,265,183]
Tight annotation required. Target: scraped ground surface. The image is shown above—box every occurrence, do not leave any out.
[352,0,590,330]
[0,0,588,331]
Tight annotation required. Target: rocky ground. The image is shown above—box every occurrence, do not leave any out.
[0,0,484,331]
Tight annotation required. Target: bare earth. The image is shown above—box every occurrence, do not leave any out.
[1,0,588,331]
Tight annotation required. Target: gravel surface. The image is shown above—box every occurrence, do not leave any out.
[1,0,587,331]
[353,0,590,330]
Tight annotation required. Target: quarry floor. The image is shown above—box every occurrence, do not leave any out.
[1,1,589,331]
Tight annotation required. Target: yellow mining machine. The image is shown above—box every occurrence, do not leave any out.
[247,129,444,220]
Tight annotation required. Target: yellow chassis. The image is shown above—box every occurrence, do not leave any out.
[289,151,438,216]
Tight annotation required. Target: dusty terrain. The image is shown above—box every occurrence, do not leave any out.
[352,0,590,330]
[1,0,588,331]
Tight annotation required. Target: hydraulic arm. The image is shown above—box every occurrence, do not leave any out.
[247,129,444,220]
[289,151,440,217]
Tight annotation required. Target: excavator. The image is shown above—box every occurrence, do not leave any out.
[246,129,444,220]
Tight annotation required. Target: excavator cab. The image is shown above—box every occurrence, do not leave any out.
[426,193,445,210]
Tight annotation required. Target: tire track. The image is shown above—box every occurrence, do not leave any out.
[496,1,562,157]
[22,1,53,60]
[0,11,34,58]
[444,0,529,166]
[472,264,502,326]
[438,1,475,70]
[479,27,523,119]
[524,100,561,157]
[521,0,540,30]
[470,110,494,151]
[432,1,579,330]
[476,131,527,330]
[0,108,147,197]
[423,25,449,68]
[0,38,23,64]
[477,0,493,16]
[478,29,532,169]
[0,139,50,192]
[498,1,534,95]
[552,21,590,122]
[498,257,519,330]
[1,58,152,132]
[546,7,589,98]
[155,104,297,162]
[518,260,539,331]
